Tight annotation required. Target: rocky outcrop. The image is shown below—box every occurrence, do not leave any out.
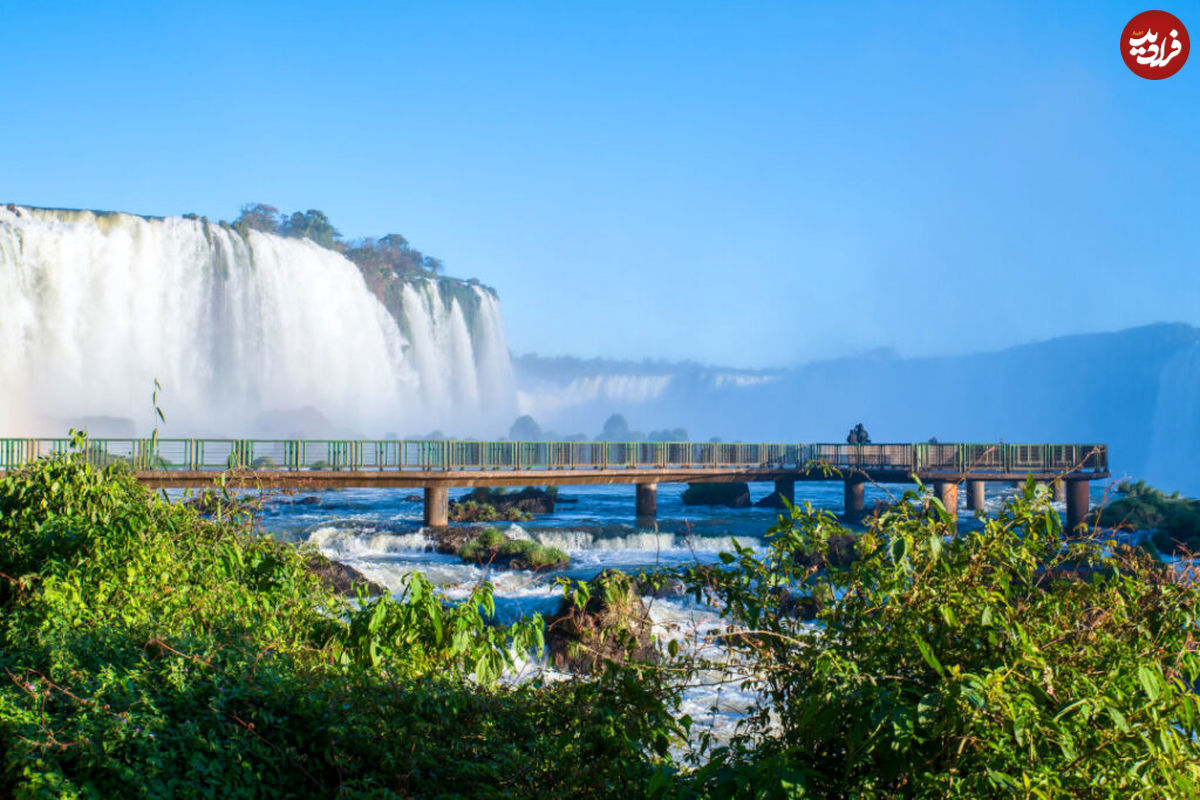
[634,572,687,598]
[432,527,568,571]
[446,501,532,523]
[681,482,751,508]
[754,490,790,508]
[447,487,560,523]
[304,553,387,597]
[794,533,859,568]
[458,486,557,514]
[772,587,822,620]
[546,570,658,673]
[458,528,568,571]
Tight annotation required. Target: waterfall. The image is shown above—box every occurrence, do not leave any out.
[0,206,516,437]
[1146,343,1200,495]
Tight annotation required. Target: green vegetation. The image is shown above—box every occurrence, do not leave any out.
[459,528,569,571]
[670,478,1200,797]
[3,441,1198,797]
[230,203,491,330]
[447,487,557,522]
[1097,481,1200,554]
[233,203,448,282]
[447,500,533,523]
[0,436,673,797]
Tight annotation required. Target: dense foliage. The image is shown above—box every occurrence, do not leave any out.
[1097,480,1200,554]
[447,500,533,523]
[232,203,449,287]
[0,437,677,798]
[458,528,569,570]
[673,480,1200,798]
[3,441,1198,798]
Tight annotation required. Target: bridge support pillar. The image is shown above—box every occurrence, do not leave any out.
[636,483,658,518]
[1065,480,1089,532]
[424,485,449,528]
[774,478,795,508]
[966,480,986,511]
[843,477,866,518]
[1052,479,1067,503]
[934,481,959,525]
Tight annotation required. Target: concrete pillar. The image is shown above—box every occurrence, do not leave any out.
[636,482,658,518]
[1052,479,1067,503]
[966,479,986,511]
[843,477,865,518]
[934,481,959,519]
[424,485,449,527]
[774,478,795,507]
[1065,480,1090,532]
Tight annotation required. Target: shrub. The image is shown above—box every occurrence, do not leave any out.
[459,528,568,570]
[1098,483,1200,554]
[0,435,669,797]
[678,479,1200,797]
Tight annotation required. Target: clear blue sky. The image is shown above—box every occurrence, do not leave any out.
[2,1,1196,367]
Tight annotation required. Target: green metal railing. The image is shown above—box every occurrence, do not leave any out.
[0,438,1109,475]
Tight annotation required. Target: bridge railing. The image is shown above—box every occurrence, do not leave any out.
[0,438,1109,476]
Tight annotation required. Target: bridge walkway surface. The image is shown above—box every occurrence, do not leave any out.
[0,439,1109,530]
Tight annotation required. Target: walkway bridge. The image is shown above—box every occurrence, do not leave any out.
[0,439,1109,529]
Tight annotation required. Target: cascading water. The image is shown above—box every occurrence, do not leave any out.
[0,206,516,436]
[1147,342,1200,495]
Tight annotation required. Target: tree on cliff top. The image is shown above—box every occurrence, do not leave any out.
[281,209,340,249]
[234,203,282,234]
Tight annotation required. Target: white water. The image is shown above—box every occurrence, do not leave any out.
[0,206,515,436]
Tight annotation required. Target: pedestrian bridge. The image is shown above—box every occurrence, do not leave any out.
[0,438,1109,529]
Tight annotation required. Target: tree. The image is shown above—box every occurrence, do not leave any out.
[508,415,543,441]
[846,422,871,445]
[598,414,632,441]
[422,256,444,275]
[281,209,340,249]
[378,233,409,253]
[234,203,281,233]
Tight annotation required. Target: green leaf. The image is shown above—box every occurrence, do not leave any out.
[928,534,943,559]
[1138,665,1161,702]
[912,635,944,676]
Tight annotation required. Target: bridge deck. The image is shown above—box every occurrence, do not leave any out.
[129,466,1108,490]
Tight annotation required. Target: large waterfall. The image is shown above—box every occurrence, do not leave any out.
[0,206,516,437]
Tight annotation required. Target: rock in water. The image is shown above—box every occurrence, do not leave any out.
[456,486,557,514]
[681,482,751,508]
[794,533,859,568]
[304,553,387,597]
[754,490,790,508]
[546,570,658,673]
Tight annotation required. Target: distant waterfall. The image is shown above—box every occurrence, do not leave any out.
[1147,344,1200,495]
[0,206,516,436]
